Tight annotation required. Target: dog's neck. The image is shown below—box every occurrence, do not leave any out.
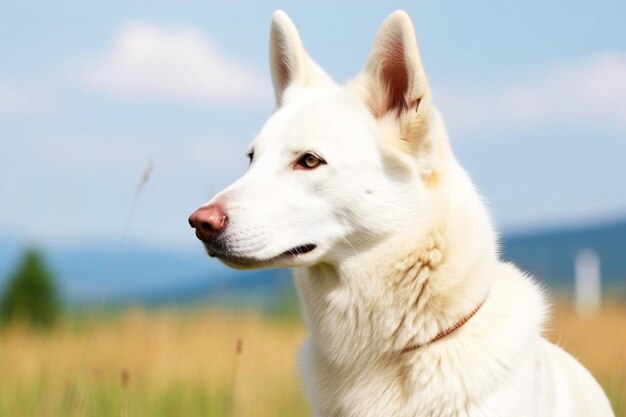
[400,292,487,353]
[295,179,496,367]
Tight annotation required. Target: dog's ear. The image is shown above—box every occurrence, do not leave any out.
[364,10,428,119]
[270,10,335,107]
[364,11,439,171]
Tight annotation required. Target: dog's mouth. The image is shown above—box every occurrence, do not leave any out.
[279,243,317,257]
[207,243,318,269]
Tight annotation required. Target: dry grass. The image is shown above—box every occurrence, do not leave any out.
[547,302,626,416]
[0,303,624,417]
[0,310,308,417]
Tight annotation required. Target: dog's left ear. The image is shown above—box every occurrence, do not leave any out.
[364,11,436,163]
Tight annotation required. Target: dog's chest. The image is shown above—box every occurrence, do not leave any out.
[301,332,545,417]
[304,348,474,417]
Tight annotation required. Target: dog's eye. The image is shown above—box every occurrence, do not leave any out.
[247,150,254,164]
[295,152,325,170]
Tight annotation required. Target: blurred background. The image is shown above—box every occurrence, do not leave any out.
[0,1,625,416]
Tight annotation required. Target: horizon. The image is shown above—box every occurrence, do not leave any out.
[2,215,625,304]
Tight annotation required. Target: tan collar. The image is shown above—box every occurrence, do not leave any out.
[401,296,487,354]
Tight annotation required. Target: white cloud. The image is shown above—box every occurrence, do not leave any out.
[0,85,42,117]
[31,131,246,175]
[76,22,269,104]
[438,53,626,134]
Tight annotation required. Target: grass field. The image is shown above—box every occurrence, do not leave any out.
[0,303,624,417]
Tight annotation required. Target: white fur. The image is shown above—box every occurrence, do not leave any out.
[198,10,615,417]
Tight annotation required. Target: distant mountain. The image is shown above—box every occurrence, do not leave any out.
[1,217,624,307]
[128,268,293,311]
[502,218,626,292]
[0,237,296,309]
[0,239,230,303]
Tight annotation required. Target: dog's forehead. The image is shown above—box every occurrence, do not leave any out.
[253,88,372,151]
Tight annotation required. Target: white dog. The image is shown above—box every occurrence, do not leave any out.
[189,10,615,417]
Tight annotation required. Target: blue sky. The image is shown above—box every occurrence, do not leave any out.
[1,1,626,250]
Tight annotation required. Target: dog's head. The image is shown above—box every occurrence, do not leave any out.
[189,10,451,269]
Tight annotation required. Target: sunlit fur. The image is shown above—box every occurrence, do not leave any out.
[200,10,615,417]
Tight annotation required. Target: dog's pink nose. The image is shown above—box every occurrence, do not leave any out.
[188,203,228,242]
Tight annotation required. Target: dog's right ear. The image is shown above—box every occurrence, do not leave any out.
[270,10,335,107]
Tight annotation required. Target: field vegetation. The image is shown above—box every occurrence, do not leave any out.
[0,303,624,417]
